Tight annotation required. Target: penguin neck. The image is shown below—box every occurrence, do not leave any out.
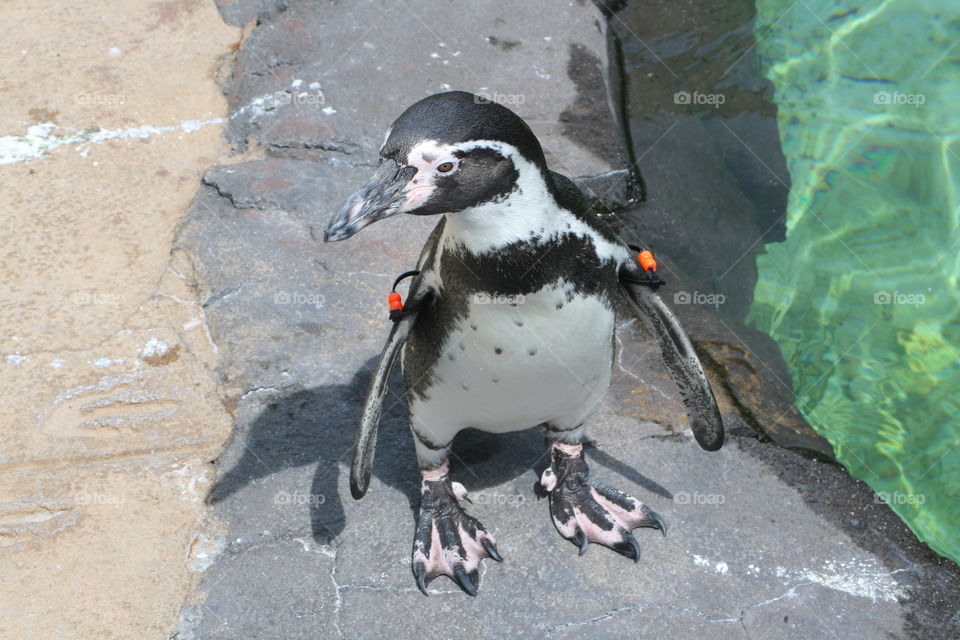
[442,166,564,255]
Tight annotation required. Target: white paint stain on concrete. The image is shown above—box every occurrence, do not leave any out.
[186,533,226,572]
[0,118,224,165]
[690,553,908,602]
[139,337,170,361]
[230,79,326,121]
[163,460,211,503]
[802,559,909,602]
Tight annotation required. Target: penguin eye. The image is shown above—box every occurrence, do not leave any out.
[436,161,455,173]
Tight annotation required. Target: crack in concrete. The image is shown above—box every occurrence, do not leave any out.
[240,385,285,400]
[540,602,741,636]
[329,544,343,639]
[540,563,915,639]
[200,176,245,209]
[614,319,674,401]
[266,140,359,155]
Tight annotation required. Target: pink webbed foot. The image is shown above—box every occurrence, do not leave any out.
[540,442,665,561]
[412,467,501,596]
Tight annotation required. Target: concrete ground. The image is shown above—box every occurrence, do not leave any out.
[2,2,958,640]
[0,2,239,639]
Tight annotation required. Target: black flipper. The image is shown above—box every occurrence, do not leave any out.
[349,219,446,499]
[619,262,724,451]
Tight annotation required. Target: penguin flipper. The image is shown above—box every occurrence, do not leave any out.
[350,313,416,499]
[349,219,445,500]
[619,264,724,451]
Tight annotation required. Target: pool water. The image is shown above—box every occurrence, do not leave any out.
[748,0,960,563]
[615,0,959,565]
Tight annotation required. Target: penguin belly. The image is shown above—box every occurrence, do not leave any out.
[407,280,615,439]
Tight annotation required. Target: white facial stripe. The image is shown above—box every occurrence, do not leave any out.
[405,139,459,171]
[398,140,459,213]
[439,140,629,262]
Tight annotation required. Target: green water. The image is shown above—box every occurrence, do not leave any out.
[749,1,960,562]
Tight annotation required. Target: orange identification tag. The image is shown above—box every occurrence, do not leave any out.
[388,291,403,313]
[638,250,657,272]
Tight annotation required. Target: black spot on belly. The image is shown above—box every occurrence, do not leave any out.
[494,347,503,354]
[514,319,524,327]
[556,302,564,310]
[461,383,469,390]
[492,378,499,383]
[447,353,455,361]
[528,349,537,356]
[470,324,478,331]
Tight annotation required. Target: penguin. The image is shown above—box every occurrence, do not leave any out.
[323,91,723,596]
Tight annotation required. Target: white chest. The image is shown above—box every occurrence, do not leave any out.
[406,280,615,435]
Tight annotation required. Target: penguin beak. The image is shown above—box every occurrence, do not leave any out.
[324,160,417,242]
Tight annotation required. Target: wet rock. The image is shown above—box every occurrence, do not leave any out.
[214,0,291,27]
[221,0,638,208]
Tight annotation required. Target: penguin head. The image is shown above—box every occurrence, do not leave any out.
[324,91,546,242]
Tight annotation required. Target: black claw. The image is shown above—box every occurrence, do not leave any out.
[611,533,640,562]
[533,480,548,499]
[648,510,667,537]
[453,564,478,597]
[413,562,429,596]
[575,528,589,556]
[482,538,503,562]
[625,533,641,563]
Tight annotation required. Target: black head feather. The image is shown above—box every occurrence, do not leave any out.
[381,91,547,168]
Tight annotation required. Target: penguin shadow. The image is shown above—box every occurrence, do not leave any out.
[207,356,671,543]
